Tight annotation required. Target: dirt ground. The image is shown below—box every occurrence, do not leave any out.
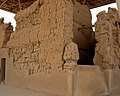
[0,84,52,96]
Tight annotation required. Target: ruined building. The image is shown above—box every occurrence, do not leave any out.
[0,0,120,96]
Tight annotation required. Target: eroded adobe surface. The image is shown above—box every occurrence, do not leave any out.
[5,0,95,95]
[0,18,13,84]
[7,0,95,75]
[94,8,120,69]
[7,0,75,75]
[0,18,13,48]
[73,1,95,64]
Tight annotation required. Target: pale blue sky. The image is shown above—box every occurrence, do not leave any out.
[0,3,118,31]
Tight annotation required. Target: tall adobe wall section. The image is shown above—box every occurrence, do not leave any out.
[0,18,13,84]
[6,0,94,95]
[94,8,120,69]
[6,0,74,95]
[73,1,95,64]
[7,0,74,75]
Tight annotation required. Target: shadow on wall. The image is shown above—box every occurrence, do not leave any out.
[72,1,96,65]
[0,58,6,84]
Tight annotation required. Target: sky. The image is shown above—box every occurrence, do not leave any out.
[0,3,118,31]
[91,3,117,25]
[0,10,16,30]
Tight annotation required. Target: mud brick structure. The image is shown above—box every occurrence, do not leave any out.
[94,8,120,69]
[1,0,94,95]
[0,18,13,84]
[0,0,120,96]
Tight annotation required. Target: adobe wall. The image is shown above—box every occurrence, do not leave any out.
[73,65,108,96]
[0,18,13,48]
[0,18,13,84]
[5,0,94,95]
[73,1,94,50]
[94,8,120,69]
[7,0,74,75]
[73,1,95,64]
[70,7,120,96]
[72,65,120,96]
[116,0,120,21]
[6,0,74,95]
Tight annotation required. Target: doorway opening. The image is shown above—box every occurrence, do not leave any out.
[0,58,6,84]
[77,45,95,65]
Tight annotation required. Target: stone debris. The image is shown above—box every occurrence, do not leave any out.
[94,7,120,69]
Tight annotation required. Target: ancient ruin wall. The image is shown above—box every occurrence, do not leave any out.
[94,8,120,69]
[7,0,74,75]
[73,1,94,50]
[0,18,13,84]
[72,1,95,64]
[0,18,13,48]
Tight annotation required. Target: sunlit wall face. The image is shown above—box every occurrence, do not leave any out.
[0,3,118,31]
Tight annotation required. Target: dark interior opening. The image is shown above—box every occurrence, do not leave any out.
[0,58,6,83]
[77,45,95,65]
[73,2,96,65]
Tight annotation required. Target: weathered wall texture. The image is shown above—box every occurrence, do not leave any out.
[6,0,75,95]
[7,0,74,75]
[5,0,94,95]
[0,18,13,48]
[6,0,95,75]
[73,1,95,64]
[94,8,120,69]
[0,18,13,83]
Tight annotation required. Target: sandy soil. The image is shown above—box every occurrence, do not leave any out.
[0,84,51,96]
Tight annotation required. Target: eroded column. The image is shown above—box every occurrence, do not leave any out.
[116,0,120,20]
